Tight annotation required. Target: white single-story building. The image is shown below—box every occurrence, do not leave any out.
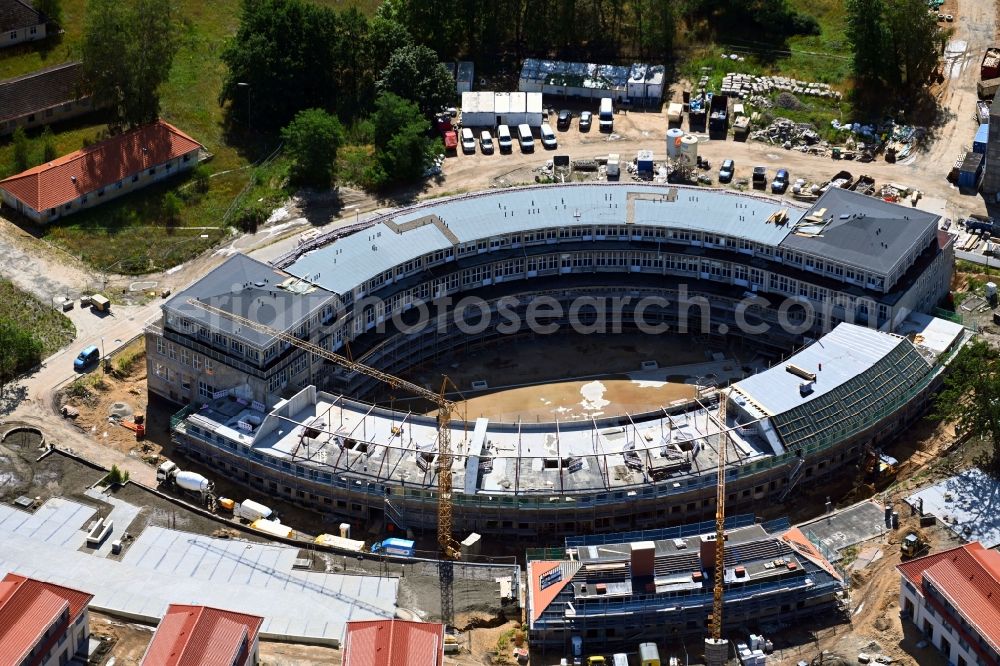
[0,119,203,224]
[1,0,47,49]
[461,90,543,127]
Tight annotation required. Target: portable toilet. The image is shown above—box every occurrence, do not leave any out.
[639,642,661,666]
[637,150,654,174]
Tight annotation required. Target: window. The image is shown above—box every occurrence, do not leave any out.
[9,31,17,39]
[149,167,156,175]
[81,195,88,204]
[205,359,213,375]
[181,348,189,365]
[97,188,105,197]
[193,354,202,370]
[198,380,214,398]
[183,154,191,162]
[30,26,37,35]
[168,344,177,360]
[156,337,165,355]
[132,174,139,183]
[45,108,53,117]
[64,203,71,210]
[154,363,167,379]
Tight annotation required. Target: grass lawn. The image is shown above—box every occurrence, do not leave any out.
[679,0,852,132]
[0,0,378,275]
[0,279,76,356]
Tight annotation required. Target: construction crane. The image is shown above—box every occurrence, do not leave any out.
[708,388,730,660]
[185,298,462,624]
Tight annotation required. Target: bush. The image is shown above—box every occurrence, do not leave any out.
[105,464,130,485]
[113,342,145,378]
[12,128,29,172]
[162,192,183,225]
[0,318,43,395]
[192,164,211,193]
[234,201,268,233]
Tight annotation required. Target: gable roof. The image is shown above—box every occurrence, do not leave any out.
[0,119,202,212]
[343,619,444,666]
[141,604,263,666]
[897,542,1000,654]
[0,573,94,665]
[0,62,87,124]
[0,0,42,32]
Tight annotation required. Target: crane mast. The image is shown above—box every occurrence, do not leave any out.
[711,389,729,639]
[185,298,461,625]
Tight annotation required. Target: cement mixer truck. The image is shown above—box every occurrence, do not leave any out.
[157,461,216,508]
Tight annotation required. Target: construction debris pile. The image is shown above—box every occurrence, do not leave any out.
[720,73,842,100]
[750,117,821,146]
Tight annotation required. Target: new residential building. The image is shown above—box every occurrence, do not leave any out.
[0,573,94,666]
[141,604,263,666]
[897,542,1000,666]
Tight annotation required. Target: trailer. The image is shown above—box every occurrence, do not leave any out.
[235,499,273,523]
[978,77,1000,100]
[251,518,295,539]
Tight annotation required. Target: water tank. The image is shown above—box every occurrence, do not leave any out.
[679,134,699,165]
[666,128,684,157]
[175,471,211,493]
[986,282,997,300]
[340,522,351,538]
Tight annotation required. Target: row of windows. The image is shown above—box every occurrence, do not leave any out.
[47,154,193,216]
[354,224,907,299]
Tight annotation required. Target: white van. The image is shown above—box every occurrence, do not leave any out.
[497,124,512,153]
[460,127,476,154]
[599,97,614,132]
[540,123,557,149]
[517,123,534,152]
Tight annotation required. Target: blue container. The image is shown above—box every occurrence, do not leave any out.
[958,151,984,190]
[974,123,989,154]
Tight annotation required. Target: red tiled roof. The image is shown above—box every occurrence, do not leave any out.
[0,119,202,213]
[343,619,444,666]
[897,542,1000,654]
[141,604,263,666]
[0,573,94,665]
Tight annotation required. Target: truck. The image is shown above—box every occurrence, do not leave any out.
[436,114,458,155]
[606,153,621,179]
[157,461,213,494]
[599,97,614,132]
[977,77,1000,100]
[235,498,273,523]
[639,642,661,666]
[370,537,415,557]
[708,94,729,139]
[982,47,1000,81]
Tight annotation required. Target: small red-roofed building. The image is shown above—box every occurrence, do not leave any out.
[343,619,445,666]
[140,604,263,666]
[897,541,1000,666]
[0,119,202,223]
[0,572,94,666]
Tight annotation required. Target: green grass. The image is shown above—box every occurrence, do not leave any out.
[679,0,853,130]
[0,279,76,357]
[0,0,378,275]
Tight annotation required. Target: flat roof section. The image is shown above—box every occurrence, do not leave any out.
[907,469,1000,548]
[797,500,888,561]
[286,185,804,296]
[783,187,939,273]
[0,498,397,646]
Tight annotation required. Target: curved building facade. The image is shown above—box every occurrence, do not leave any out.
[146,183,962,540]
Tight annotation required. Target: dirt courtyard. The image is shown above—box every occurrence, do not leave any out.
[398,331,737,421]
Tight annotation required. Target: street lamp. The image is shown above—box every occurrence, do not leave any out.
[237,82,251,130]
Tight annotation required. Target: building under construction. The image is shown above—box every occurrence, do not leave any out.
[525,517,846,657]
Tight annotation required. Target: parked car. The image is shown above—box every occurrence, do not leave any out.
[719,159,735,183]
[497,124,512,153]
[74,345,100,372]
[752,166,768,190]
[480,130,494,154]
[460,127,476,154]
[557,109,573,130]
[771,168,790,194]
[540,123,557,149]
[579,111,593,131]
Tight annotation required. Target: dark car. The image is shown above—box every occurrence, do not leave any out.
[752,166,768,190]
[771,168,790,194]
[579,111,593,131]
[557,109,573,130]
[719,159,735,183]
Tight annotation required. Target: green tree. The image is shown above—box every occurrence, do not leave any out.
[192,164,211,193]
[281,108,344,188]
[41,127,57,162]
[376,45,454,117]
[846,0,889,85]
[12,128,29,172]
[162,191,182,224]
[934,339,1000,476]
[367,93,438,188]
[0,318,43,399]
[885,0,944,90]
[34,0,62,25]
[366,15,413,73]
[80,0,178,130]
[220,0,341,131]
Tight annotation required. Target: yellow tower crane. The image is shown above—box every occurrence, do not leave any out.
[186,299,462,625]
[705,388,730,665]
